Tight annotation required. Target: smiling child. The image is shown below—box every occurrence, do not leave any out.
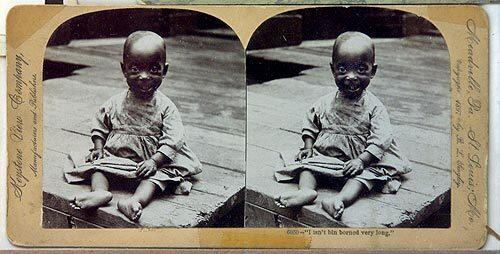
[65,31,202,221]
[274,31,411,219]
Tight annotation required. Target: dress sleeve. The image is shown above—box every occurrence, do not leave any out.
[157,102,185,160]
[365,103,393,160]
[302,102,322,141]
[91,99,113,141]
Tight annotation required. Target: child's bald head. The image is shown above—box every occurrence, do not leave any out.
[330,32,377,99]
[332,31,375,64]
[121,31,169,100]
[123,31,166,64]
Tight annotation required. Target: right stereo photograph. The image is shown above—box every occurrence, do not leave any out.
[245,7,451,228]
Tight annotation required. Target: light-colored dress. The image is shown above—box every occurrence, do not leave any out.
[275,90,411,193]
[64,90,202,193]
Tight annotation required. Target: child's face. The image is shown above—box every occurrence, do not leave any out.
[121,38,167,100]
[330,39,377,99]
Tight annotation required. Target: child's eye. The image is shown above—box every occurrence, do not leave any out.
[129,66,139,73]
[150,66,161,73]
[337,66,346,73]
[357,66,367,73]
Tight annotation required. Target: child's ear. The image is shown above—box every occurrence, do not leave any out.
[370,63,378,78]
[120,62,126,75]
[163,63,169,76]
[329,62,335,74]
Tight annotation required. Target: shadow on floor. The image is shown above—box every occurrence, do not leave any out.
[417,202,450,228]
[246,55,316,85]
[43,59,88,81]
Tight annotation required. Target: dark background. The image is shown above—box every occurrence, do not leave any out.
[43,9,246,228]
[248,7,439,50]
[245,7,450,228]
[48,9,233,45]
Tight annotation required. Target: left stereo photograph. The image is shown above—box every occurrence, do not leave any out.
[42,8,246,228]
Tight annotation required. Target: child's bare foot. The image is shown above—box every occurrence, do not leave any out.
[321,197,345,220]
[117,198,142,221]
[70,190,112,210]
[174,181,192,195]
[274,189,317,208]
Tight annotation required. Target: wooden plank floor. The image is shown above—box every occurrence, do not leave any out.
[246,36,451,228]
[42,35,245,227]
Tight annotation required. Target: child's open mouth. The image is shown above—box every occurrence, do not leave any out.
[130,84,157,98]
[135,82,157,93]
[138,87,154,93]
[347,87,360,93]
[343,83,361,93]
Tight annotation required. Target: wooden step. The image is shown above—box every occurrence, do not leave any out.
[247,121,449,172]
[246,143,450,227]
[245,36,450,227]
[43,136,245,228]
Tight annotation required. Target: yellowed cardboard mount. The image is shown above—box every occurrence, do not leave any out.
[6,5,488,248]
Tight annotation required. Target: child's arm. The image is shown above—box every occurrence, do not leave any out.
[365,101,393,160]
[136,152,171,178]
[343,151,378,177]
[157,102,186,161]
[358,151,377,166]
[87,98,113,162]
[345,98,391,176]
[298,99,323,161]
[87,136,105,162]
[137,101,182,178]
[295,136,315,161]
[92,136,105,150]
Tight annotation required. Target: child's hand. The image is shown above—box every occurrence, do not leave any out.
[136,159,158,178]
[343,158,364,176]
[295,148,314,161]
[86,148,104,162]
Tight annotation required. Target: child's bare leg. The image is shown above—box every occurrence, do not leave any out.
[322,179,368,219]
[70,172,113,210]
[275,170,318,208]
[117,180,159,221]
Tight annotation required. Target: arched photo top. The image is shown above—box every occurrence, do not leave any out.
[245,6,452,229]
[248,7,448,51]
[46,8,243,47]
[42,8,246,229]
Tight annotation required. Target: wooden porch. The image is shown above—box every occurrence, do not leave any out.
[245,36,451,228]
[42,34,246,228]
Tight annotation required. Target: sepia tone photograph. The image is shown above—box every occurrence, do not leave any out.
[245,7,451,228]
[5,4,489,248]
[42,8,246,228]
